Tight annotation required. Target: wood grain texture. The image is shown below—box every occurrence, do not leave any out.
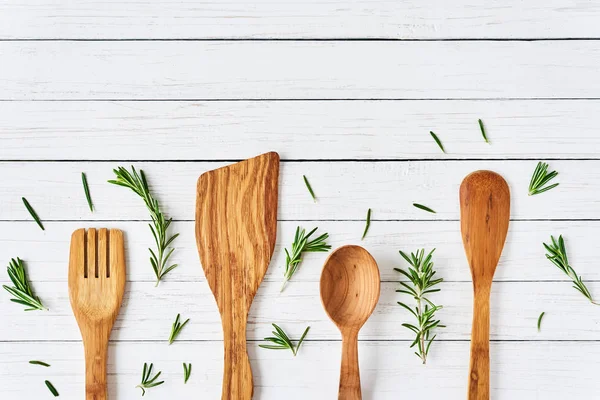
[68,228,126,400]
[321,246,380,399]
[196,152,279,399]
[3,41,600,100]
[460,172,511,400]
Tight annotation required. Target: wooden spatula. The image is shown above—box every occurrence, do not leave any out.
[196,152,280,399]
[68,228,126,400]
[460,171,510,400]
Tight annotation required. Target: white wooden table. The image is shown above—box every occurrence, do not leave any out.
[2,1,600,399]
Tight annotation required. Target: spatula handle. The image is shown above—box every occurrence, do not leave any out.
[84,338,109,400]
[222,319,253,399]
[339,331,361,400]
[468,290,491,400]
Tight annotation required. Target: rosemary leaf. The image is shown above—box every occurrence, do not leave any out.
[109,166,179,286]
[281,227,331,292]
[136,363,164,396]
[303,175,317,202]
[478,119,489,144]
[29,360,50,367]
[537,312,545,332]
[361,208,371,240]
[45,380,59,397]
[429,131,445,153]
[3,258,47,311]
[81,172,94,212]
[259,324,310,356]
[413,203,436,214]
[168,313,190,344]
[22,197,44,231]
[528,162,559,196]
[183,363,192,384]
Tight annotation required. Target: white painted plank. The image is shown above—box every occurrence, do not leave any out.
[2,100,600,160]
[2,280,599,341]
[3,41,600,100]
[0,160,595,221]
[1,1,600,40]
[1,220,598,283]
[1,341,598,399]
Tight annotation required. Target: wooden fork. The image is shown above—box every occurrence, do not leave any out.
[68,228,126,400]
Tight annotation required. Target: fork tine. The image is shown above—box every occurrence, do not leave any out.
[97,228,109,279]
[87,228,97,278]
[109,229,125,282]
[69,228,86,279]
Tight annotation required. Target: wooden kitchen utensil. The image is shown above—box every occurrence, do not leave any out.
[320,245,380,400]
[460,171,510,400]
[195,152,279,399]
[69,228,126,400]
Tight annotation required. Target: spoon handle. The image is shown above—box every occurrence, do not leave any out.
[468,289,491,400]
[339,331,361,400]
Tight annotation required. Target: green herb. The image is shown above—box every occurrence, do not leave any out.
[81,172,94,212]
[303,175,317,202]
[45,380,59,397]
[361,208,371,240]
[413,203,436,214]
[544,235,598,305]
[281,227,331,292]
[429,131,445,153]
[259,324,310,356]
[3,258,47,311]
[537,312,545,332]
[109,166,179,286]
[22,197,44,231]
[168,313,190,344]
[528,162,559,196]
[136,363,164,396]
[183,363,192,384]
[478,119,489,144]
[29,360,50,367]
[395,248,444,364]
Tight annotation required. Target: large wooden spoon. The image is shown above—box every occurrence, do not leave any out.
[320,245,380,400]
[460,170,510,400]
[195,152,279,399]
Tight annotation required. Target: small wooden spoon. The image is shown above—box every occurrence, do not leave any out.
[460,170,510,400]
[320,245,380,400]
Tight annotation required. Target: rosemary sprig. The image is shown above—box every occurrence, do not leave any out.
[168,313,190,344]
[537,312,545,332]
[45,380,59,397]
[395,248,444,364]
[29,360,50,367]
[303,175,317,202]
[429,131,445,153]
[3,258,47,311]
[529,162,559,196]
[109,166,179,286]
[136,363,164,396]
[281,227,331,292]
[259,324,310,356]
[183,363,192,383]
[543,235,598,305]
[81,172,94,212]
[361,208,371,240]
[413,203,436,214]
[478,119,489,144]
[22,197,44,230]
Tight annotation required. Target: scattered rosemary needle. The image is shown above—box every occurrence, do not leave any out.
[537,312,545,332]
[22,197,44,231]
[45,380,59,397]
[3,258,47,311]
[361,208,371,240]
[183,362,192,384]
[281,227,331,292]
[478,119,489,144]
[109,166,179,286]
[81,172,94,212]
[413,203,436,214]
[528,162,559,196]
[429,131,445,153]
[303,175,317,202]
[136,363,164,396]
[29,360,50,367]
[395,248,444,364]
[543,235,598,305]
[168,313,190,344]
[259,324,310,356]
